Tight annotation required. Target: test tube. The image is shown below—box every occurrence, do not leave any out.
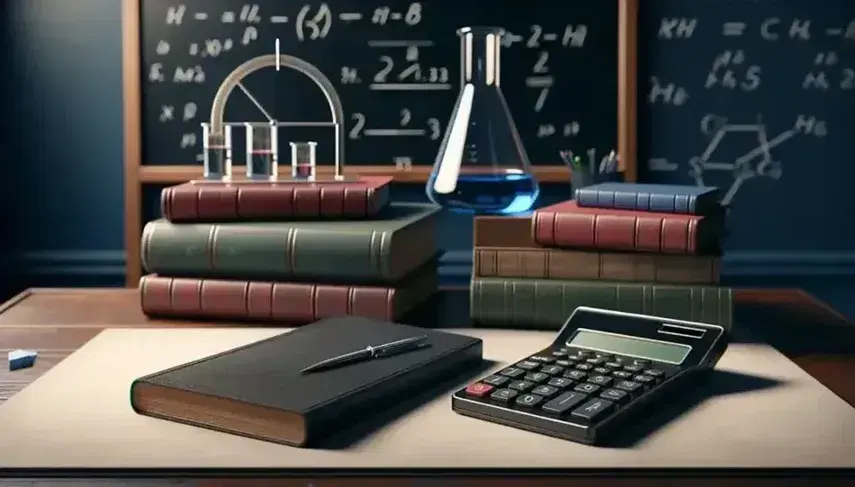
[290,142,317,181]
[202,123,232,181]
[245,121,279,181]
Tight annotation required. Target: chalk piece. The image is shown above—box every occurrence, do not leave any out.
[8,349,38,371]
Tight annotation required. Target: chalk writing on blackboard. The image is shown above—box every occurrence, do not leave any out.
[648,111,829,206]
[141,0,617,168]
[645,15,850,204]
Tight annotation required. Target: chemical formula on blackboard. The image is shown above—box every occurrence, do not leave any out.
[140,0,619,170]
[638,0,855,257]
[641,11,851,205]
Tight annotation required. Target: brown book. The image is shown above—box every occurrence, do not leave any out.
[139,265,437,324]
[131,317,483,447]
[474,247,720,284]
[473,215,536,248]
[160,176,392,222]
[532,200,723,255]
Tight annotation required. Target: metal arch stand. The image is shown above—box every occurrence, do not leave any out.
[208,53,352,182]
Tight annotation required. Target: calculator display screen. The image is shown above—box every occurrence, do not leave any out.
[567,329,691,365]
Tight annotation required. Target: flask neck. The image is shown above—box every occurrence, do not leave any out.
[458,28,503,87]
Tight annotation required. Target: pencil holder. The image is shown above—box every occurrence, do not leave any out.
[570,171,595,196]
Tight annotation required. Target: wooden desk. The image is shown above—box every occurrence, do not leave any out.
[1,287,855,485]
[2,287,855,407]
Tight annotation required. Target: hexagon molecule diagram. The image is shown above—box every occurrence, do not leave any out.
[688,115,790,206]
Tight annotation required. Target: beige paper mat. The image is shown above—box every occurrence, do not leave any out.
[1,328,854,469]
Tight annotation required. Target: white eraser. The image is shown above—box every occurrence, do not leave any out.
[8,349,38,371]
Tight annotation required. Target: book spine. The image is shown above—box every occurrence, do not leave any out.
[473,248,720,284]
[650,193,694,214]
[574,188,726,216]
[140,275,404,323]
[470,277,732,330]
[140,220,394,281]
[577,188,690,212]
[532,210,708,254]
[161,184,388,222]
[473,216,537,248]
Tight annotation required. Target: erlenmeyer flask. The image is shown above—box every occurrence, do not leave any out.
[427,26,539,215]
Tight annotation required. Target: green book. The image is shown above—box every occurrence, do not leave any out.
[141,203,440,284]
[471,277,732,329]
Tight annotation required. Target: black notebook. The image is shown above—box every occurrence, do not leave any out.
[130,317,483,447]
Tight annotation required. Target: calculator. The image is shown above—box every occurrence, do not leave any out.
[452,306,730,445]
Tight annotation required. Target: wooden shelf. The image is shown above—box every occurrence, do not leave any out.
[138,165,574,184]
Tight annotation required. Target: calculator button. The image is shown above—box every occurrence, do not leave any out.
[490,389,519,402]
[525,372,550,383]
[574,350,594,357]
[564,370,588,381]
[516,360,541,370]
[542,392,588,414]
[605,361,623,369]
[530,385,560,398]
[632,359,650,366]
[644,369,666,377]
[588,375,613,387]
[593,367,612,375]
[600,388,630,405]
[563,355,581,362]
[515,393,545,408]
[623,364,645,373]
[612,370,633,379]
[634,374,658,385]
[500,367,526,378]
[575,363,594,371]
[540,365,564,375]
[530,355,555,363]
[585,357,605,365]
[547,377,574,388]
[551,350,567,357]
[464,383,494,398]
[482,375,510,387]
[595,353,614,360]
[556,360,572,367]
[571,398,615,422]
[574,382,601,395]
[508,380,535,392]
[615,380,643,393]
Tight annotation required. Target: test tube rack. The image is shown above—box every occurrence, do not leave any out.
[199,121,357,184]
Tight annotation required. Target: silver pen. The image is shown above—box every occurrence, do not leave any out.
[301,335,430,374]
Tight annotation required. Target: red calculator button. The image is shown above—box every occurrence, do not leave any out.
[465,383,495,397]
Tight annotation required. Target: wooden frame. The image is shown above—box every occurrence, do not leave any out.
[121,0,639,286]
[122,0,142,287]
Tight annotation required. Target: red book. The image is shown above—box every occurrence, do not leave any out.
[161,177,392,222]
[532,200,723,255]
[139,270,436,324]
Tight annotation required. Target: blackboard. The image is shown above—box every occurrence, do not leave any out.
[639,0,855,253]
[137,0,623,178]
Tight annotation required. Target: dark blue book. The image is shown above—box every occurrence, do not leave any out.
[574,183,721,215]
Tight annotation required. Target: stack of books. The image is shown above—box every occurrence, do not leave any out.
[470,182,732,329]
[138,177,441,324]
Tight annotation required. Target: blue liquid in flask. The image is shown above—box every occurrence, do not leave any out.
[427,171,539,215]
[426,27,539,215]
